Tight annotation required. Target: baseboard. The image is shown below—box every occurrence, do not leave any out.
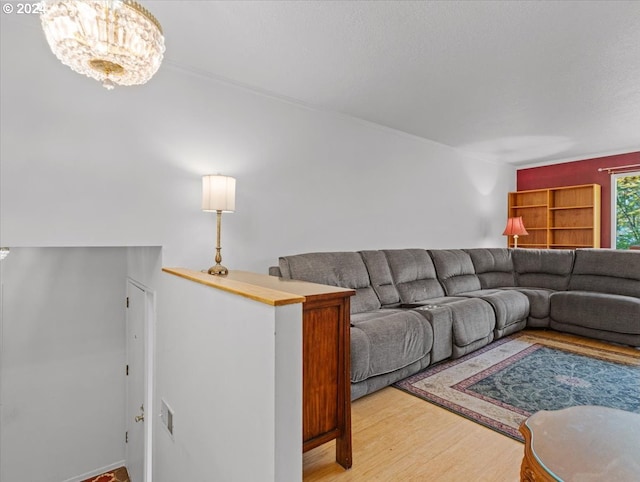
[62,460,126,482]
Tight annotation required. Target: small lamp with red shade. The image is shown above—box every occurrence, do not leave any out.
[503,216,529,248]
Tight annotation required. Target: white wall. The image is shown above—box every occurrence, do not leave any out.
[0,15,515,271]
[156,273,302,482]
[0,248,127,482]
[0,11,516,482]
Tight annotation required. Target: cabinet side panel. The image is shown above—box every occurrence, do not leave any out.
[303,304,340,441]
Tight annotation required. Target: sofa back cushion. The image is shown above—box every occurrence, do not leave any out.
[359,250,401,306]
[512,249,575,290]
[569,249,640,297]
[429,249,482,295]
[278,252,381,313]
[465,248,516,288]
[383,249,446,302]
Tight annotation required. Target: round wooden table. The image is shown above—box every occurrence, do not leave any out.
[519,406,640,481]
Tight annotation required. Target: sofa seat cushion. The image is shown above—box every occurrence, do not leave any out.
[476,290,529,338]
[447,298,495,348]
[399,296,469,308]
[350,310,433,383]
[457,289,529,338]
[456,288,503,297]
[551,291,640,335]
[508,288,553,319]
[411,299,495,360]
[351,309,408,323]
[502,287,555,328]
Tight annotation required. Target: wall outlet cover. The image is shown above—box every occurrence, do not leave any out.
[160,398,174,439]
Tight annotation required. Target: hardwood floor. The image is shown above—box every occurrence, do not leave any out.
[304,387,522,481]
[303,330,640,481]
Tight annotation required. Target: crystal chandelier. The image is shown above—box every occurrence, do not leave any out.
[40,0,165,90]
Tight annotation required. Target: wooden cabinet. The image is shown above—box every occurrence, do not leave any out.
[507,184,601,249]
[301,290,353,469]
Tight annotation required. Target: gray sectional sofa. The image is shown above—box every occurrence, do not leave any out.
[271,248,640,400]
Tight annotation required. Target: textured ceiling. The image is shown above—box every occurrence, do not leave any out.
[7,1,640,166]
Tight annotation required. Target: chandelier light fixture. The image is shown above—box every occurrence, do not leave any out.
[39,0,165,90]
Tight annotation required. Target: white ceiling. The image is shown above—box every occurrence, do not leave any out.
[9,1,640,166]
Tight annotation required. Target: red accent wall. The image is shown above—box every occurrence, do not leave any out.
[517,151,640,248]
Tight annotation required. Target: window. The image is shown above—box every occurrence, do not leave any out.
[613,172,640,249]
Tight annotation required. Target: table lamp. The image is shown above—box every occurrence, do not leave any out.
[503,216,528,248]
[202,175,236,275]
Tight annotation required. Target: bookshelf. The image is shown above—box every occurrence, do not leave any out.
[507,184,601,249]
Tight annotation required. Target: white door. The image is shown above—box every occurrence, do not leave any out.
[126,281,146,482]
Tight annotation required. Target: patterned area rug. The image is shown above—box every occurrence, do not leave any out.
[394,332,640,441]
[81,466,130,482]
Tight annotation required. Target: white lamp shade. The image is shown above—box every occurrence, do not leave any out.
[202,175,236,212]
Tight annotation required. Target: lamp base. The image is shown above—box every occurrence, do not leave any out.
[207,264,229,276]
